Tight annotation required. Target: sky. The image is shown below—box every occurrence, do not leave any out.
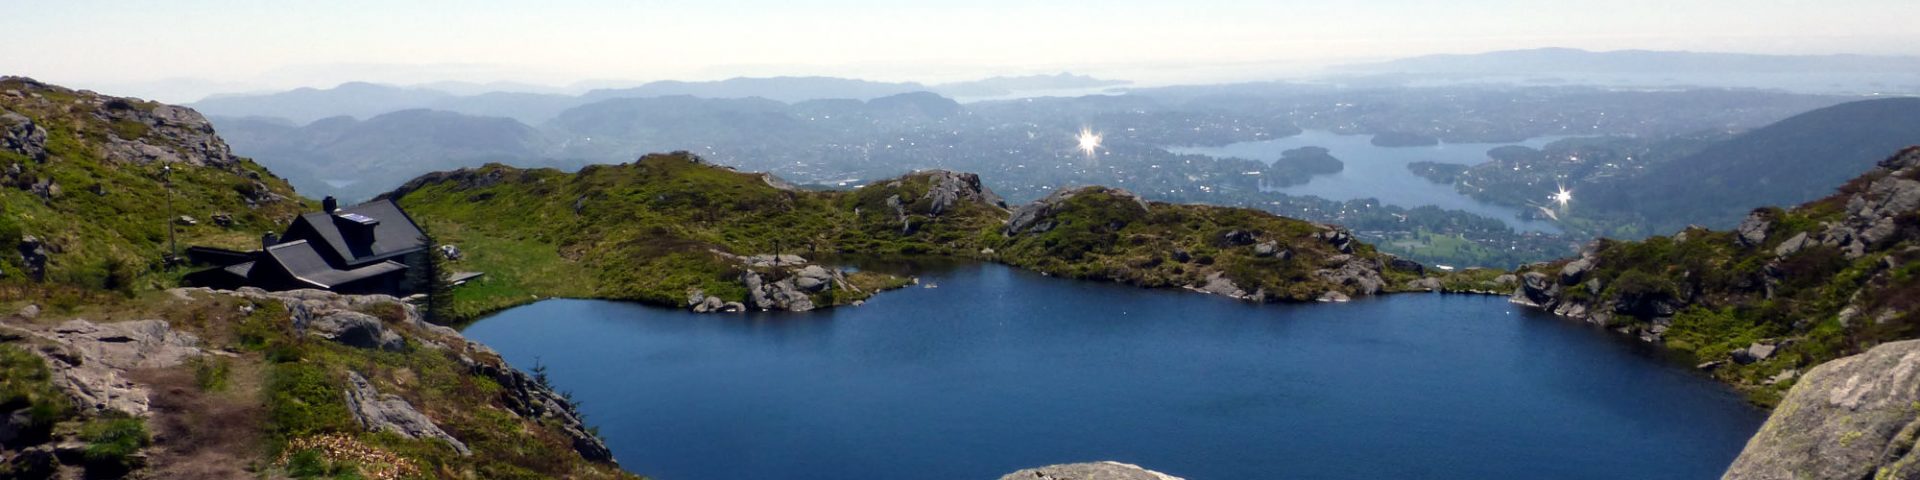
[7,0,1919,101]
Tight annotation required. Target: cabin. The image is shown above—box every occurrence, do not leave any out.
[186,197,432,296]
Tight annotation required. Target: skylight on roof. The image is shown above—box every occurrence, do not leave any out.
[335,212,381,226]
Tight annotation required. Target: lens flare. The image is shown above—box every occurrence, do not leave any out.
[1551,185,1573,207]
[1075,128,1102,157]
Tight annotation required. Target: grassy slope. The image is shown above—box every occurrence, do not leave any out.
[393,153,1420,321]
[0,77,307,306]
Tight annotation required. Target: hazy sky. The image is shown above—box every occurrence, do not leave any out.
[8,0,1919,100]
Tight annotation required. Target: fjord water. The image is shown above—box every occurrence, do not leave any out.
[1168,130,1570,233]
[464,263,1764,480]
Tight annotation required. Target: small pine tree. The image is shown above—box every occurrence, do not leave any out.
[415,226,456,324]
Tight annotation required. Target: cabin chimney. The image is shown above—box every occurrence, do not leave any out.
[261,232,278,249]
[322,196,338,213]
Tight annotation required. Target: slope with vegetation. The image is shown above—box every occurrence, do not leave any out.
[1,78,629,479]
[385,151,1425,322]
[0,76,306,307]
[1499,147,1920,404]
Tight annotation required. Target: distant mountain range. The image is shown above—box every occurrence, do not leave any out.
[1589,96,1920,232]
[189,73,1128,125]
[1343,47,1920,75]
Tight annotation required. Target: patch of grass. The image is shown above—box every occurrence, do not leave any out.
[79,416,151,467]
[0,345,73,444]
[191,356,232,392]
[265,362,353,440]
[110,119,149,140]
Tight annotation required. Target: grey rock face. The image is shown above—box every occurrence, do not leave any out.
[1000,462,1184,480]
[17,235,47,281]
[687,290,727,313]
[1559,257,1594,286]
[1387,255,1424,274]
[303,310,407,352]
[466,349,615,463]
[1252,241,1279,257]
[1736,211,1772,247]
[1772,232,1810,257]
[0,110,47,160]
[1722,339,1920,480]
[1007,186,1148,236]
[1314,257,1385,295]
[920,170,1006,214]
[743,271,817,312]
[794,265,834,292]
[740,254,807,268]
[1220,230,1256,246]
[1732,342,1778,365]
[1317,229,1356,253]
[344,371,470,456]
[35,319,202,415]
[1195,272,1248,299]
[5,444,55,479]
[1407,277,1444,292]
[1801,149,1920,259]
[1511,272,1555,307]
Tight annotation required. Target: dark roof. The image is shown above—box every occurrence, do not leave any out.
[288,199,427,266]
[263,240,408,288]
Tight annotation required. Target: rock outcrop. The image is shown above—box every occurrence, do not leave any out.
[6,319,204,416]
[1722,339,1920,480]
[1007,186,1149,235]
[696,253,869,312]
[301,309,407,352]
[1508,148,1920,351]
[16,235,47,282]
[343,371,470,456]
[461,342,615,463]
[1314,255,1386,296]
[0,109,48,161]
[211,287,616,464]
[1000,462,1184,480]
[919,170,1006,214]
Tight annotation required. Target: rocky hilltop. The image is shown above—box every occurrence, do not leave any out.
[0,76,303,292]
[1500,147,1920,402]
[386,153,1422,320]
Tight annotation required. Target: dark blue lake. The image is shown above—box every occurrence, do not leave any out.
[463,262,1765,480]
